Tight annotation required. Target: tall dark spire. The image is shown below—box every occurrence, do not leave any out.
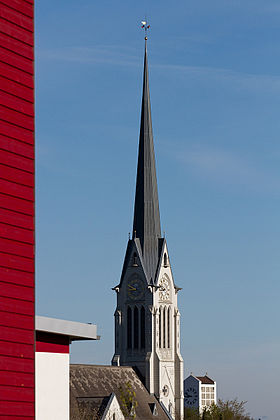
[133,39,162,282]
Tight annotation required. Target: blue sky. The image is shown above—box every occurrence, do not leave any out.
[35,2,280,419]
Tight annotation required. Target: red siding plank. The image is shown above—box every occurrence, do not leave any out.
[0,0,33,19]
[0,165,34,187]
[0,149,33,173]
[0,296,34,316]
[0,19,33,46]
[0,221,33,243]
[0,400,34,416]
[0,135,34,158]
[0,385,34,402]
[0,179,33,201]
[0,91,33,116]
[0,370,34,388]
[0,31,33,59]
[0,164,34,187]
[0,120,33,145]
[0,311,33,330]
[0,61,33,88]
[0,47,33,74]
[0,107,34,133]
[0,340,34,358]
[0,78,33,103]
[0,208,33,230]
[0,265,34,286]
[0,237,34,258]
[0,192,33,215]
[0,281,34,300]
[0,326,34,345]
[0,4,33,32]
[0,416,33,420]
[0,106,34,131]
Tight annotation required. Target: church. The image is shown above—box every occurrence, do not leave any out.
[70,34,184,420]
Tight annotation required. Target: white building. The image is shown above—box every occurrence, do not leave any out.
[35,316,99,420]
[184,374,217,412]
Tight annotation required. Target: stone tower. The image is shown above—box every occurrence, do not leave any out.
[112,39,184,420]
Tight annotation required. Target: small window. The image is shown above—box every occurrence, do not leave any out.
[140,306,145,348]
[134,307,139,349]
[159,307,162,348]
[164,253,168,267]
[163,307,166,348]
[133,253,138,266]
[127,307,132,349]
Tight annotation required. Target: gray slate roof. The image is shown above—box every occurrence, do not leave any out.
[70,364,170,420]
[132,40,162,283]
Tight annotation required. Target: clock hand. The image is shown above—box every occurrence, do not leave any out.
[128,285,137,291]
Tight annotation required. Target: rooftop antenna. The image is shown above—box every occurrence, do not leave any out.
[141,19,150,40]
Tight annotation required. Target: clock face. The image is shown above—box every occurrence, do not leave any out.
[159,276,170,301]
[127,278,144,300]
[184,387,198,406]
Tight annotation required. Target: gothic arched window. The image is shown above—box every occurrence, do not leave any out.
[168,307,171,348]
[159,307,162,348]
[140,306,145,349]
[163,307,166,348]
[134,306,139,349]
[127,306,132,349]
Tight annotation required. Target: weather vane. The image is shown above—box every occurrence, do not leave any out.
[141,20,150,40]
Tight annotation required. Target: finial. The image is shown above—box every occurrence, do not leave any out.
[141,20,150,40]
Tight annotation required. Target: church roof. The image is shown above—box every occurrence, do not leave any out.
[70,364,170,419]
[132,39,162,283]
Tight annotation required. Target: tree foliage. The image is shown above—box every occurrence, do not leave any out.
[119,381,138,419]
[185,399,253,420]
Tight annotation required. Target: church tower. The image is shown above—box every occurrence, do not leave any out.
[112,37,184,420]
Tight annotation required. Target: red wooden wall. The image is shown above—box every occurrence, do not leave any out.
[0,0,35,418]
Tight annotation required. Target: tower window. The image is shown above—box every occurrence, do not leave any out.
[132,253,138,266]
[163,307,166,348]
[140,306,145,349]
[159,307,162,348]
[167,307,171,348]
[164,253,168,267]
[134,306,139,349]
[127,307,132,349]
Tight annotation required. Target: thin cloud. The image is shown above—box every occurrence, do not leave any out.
[39,45,280,93]
[154,62,280,94]
[38,45,139,67]
[174,145,280,194]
